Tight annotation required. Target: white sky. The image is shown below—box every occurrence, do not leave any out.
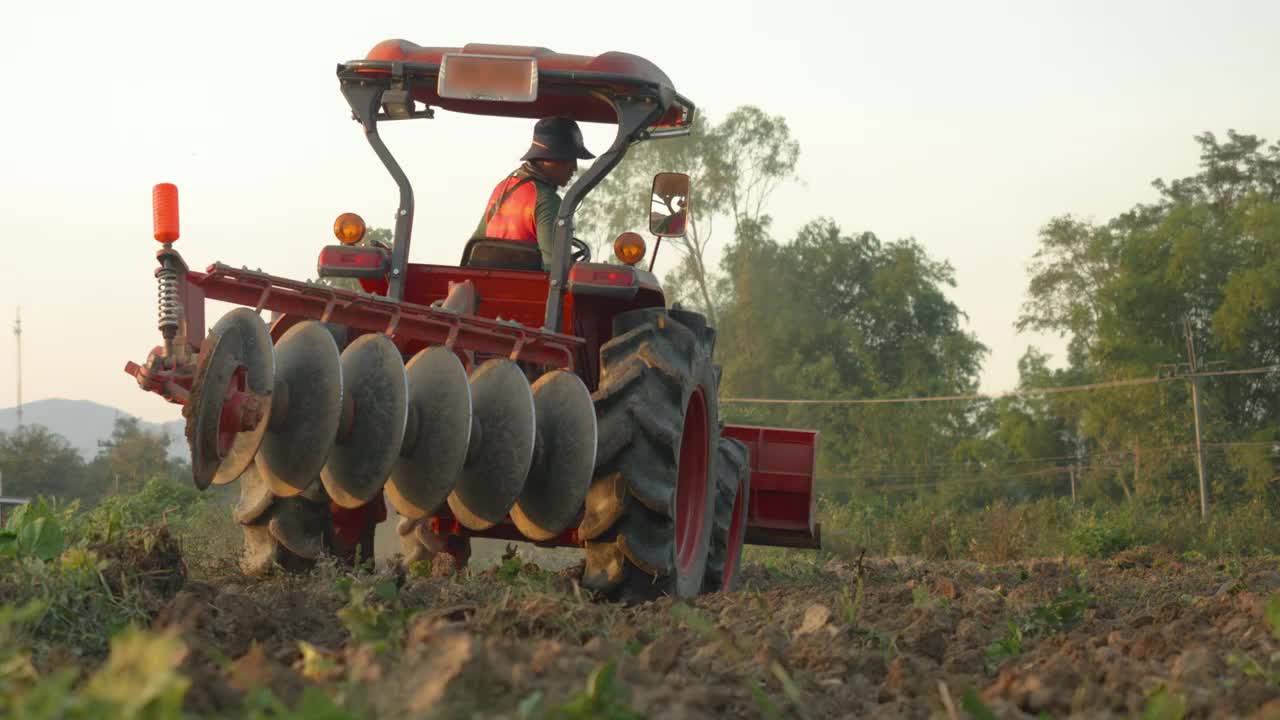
[2,0,1278,424]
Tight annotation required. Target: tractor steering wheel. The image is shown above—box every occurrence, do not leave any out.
[570,237,592,263]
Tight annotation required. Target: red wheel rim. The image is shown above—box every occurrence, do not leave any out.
[723,474,747,587]
[216,366,249,457]
[675,388,710,576]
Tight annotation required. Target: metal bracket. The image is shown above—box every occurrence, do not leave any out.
[543,94,665,332]
[508,334,528,361]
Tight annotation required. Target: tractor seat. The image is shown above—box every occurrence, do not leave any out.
[461,238,544,272]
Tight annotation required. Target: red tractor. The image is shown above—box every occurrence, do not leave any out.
[126,41,820,600]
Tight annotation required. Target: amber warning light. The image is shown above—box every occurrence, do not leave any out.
[153,183,179,243]
[334,212,367,245]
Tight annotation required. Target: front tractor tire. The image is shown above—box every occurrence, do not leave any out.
[583,308,719,602]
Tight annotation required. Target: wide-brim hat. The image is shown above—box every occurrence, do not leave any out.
[521,116,596,161]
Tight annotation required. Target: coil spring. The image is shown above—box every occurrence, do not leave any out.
[157,265,180,335]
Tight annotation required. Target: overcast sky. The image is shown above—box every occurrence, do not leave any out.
[2,0,1277,424]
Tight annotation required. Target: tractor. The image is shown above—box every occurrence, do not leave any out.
[126,40,821,601]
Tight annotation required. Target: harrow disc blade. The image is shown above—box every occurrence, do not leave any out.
[268,496,328,560]
[447,359,535,530]
[386,347,472,519]
[187,326,243,491]
[210,309,275,486]
[511,370,598,541]
[321,333,409,509]
[256,321,343,497]
[234,464,274,525]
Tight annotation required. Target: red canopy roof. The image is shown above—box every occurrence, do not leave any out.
[355,41,687,126]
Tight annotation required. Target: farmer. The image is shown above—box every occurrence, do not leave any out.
[468,116,595,269]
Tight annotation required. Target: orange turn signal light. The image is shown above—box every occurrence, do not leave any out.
[152,183,179,244]
[613,232,647,266]
[334,212,367,246]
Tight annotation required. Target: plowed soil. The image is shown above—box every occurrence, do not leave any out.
[154,543,1280,719]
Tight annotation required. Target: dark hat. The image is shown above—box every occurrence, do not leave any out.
[521,116,595,161]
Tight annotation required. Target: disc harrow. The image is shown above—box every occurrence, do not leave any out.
[182,309,598,547]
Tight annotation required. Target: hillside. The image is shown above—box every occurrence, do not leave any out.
[0,398,186,460]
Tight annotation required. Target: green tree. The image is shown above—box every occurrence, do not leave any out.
[0,425,87,501]
[91,417,179,496]
[578,106,800,324]
[1016,130,1280,501]
[715,218,987,495]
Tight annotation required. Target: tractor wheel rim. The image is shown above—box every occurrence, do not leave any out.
[723,474,748,586]
[675,387,709,576]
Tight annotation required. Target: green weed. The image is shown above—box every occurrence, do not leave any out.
[1142,686,1187,720]
[335,575,414,652]
[542,661,644,720]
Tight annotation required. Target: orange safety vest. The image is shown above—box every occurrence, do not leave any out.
[481,175,539,243]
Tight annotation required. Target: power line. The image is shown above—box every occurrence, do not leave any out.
[721,365,1280,406]
[821,440,1278,483]
[821,466,1071,493]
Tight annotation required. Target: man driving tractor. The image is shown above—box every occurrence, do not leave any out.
[468,116,594,269]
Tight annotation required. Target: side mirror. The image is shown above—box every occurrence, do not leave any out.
[650,172,691,238]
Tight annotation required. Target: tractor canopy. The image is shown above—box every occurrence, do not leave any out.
[335,40,698,324]
[339,41,695,134]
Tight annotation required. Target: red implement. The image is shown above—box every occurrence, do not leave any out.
[722,425,821,549]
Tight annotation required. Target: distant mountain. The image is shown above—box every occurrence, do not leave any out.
[0,399,187,461]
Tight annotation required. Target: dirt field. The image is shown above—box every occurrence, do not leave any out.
[135,539,1280,719]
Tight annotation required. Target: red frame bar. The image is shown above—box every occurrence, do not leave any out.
[190,263,582,370]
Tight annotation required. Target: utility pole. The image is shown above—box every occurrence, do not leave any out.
[12,307,21,427]
[1069,464,1077,503]
[1158,317,1223,520]
[1184,317,1209,520]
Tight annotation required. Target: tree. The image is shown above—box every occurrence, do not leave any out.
[0,425,88,501]
[91,416,180,496]
[578,106,800,324]
[714,218,987,494]
[1016,131,1280,501]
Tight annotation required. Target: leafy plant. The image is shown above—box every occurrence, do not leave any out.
[986,587,1093,670]
[1226,593,1280,687]
[1067,516,1132,559]
[1024,587,1092,635]
[911,585,949,610]
[1142,686,1187,720]
[1265,594,1280,640]
[839,574,864,625]
[1,498,67,561]
[985,620,1023,666]
[0,625,190,720]
[960,688,997,720]
[545,661,644,720]
[335,576,412,652]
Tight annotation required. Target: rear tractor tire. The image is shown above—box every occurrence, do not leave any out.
[582,308,719,602]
